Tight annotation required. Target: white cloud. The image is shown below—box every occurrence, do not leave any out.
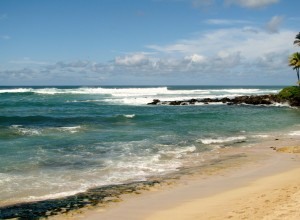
[57,60,90,68]
[3,26,295,82]
[140,25,297,84]
[256,51,288,69]
[224,0,279,9]
[265,15,284,33]
[147,27,295,60]
[115,53,150,66]
[185,54,206,63]
[147,40,200,55]
[44,60,109,75]
[0,68,37,80]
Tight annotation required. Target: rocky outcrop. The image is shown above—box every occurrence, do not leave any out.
[147,94,298,106]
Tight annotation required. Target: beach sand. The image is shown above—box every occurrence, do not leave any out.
[50,139,300,220]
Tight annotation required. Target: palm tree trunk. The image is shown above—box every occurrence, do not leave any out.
[297,68,300,86]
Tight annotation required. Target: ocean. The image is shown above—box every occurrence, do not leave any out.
[0,85,300,207]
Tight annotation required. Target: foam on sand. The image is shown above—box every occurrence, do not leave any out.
[199,136,246,145]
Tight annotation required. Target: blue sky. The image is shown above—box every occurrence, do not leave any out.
[1,0,300,85]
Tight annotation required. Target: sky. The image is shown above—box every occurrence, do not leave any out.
[1,0,300,85]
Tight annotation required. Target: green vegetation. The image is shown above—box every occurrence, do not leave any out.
[278,86,300,99]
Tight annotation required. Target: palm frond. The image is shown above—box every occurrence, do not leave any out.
[289,53,300,69]
[293,32,300,46]
[294,39,300,46]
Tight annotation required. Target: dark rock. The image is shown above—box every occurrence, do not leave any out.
[289,98,300,106]
[147,99,160,105]
[146,93,299,107]
[189,99,198,104]
[202,98,213,103]
[169,101,182,105]
[220,97,231,103]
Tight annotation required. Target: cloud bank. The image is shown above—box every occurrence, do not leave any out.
[1,25,295,85]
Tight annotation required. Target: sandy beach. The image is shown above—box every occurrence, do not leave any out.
[48,138,300,220]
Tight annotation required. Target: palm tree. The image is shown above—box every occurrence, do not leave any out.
[289,52,300,86]
[294,32,300,46]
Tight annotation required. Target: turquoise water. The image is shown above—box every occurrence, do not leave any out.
[0,86,300,205]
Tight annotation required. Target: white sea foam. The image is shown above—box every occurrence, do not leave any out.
[10,125,82,135]
[289,131,300,136]
[10,125,42,136]
[271,102,291,107]
[199,136,246,145]
[210,89,279,94]
[0,173,92,204]
[0,173,12,184]
[0,88,32,93]
[159,145,197,159]
[58,126,82,133]
[0,87,279,96]
[10,125,22,128]
[67,99,103,103]
[124,114,135,118]
[110,97,150,105]
[97,152,182,186]
[111,155,182,178]
[1,87,281,106]
[33,87,170,95]
[253,134,270,138]
[26,189,87,202]
[194,102,226,106]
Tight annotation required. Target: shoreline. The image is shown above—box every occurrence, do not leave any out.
[47,137,300,220]
[1,135,299,219]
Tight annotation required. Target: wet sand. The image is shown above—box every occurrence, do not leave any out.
[49,138,300,220]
